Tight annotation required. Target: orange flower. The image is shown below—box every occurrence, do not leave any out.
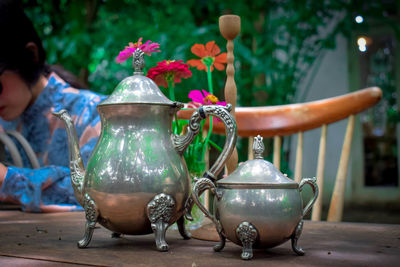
[187,41,227,72]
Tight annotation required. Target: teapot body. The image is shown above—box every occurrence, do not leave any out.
[215,186,303,248]
[85,104,190,234]
[54,50,238,251]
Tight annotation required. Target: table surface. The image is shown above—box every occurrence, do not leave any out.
[0,211,399,266]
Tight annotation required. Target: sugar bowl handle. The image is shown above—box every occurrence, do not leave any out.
[192,178,223,231]
[299,177,319,217]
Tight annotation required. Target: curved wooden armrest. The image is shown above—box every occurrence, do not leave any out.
[178,87,382,137]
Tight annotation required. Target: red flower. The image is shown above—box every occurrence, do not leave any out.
[187,41,227,72]
[147,60,192,87]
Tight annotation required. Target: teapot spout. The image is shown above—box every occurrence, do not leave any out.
[53,109,85,205]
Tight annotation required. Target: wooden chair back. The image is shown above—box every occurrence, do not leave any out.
[180,15,382,222]
[179,87,382,221]
[219,87,381,221]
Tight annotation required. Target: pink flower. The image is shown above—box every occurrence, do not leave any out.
[188,90,226,106]
[116,48,134,63]
[116,37,160,63]
[188,90,226,122]
[147,60,192,88]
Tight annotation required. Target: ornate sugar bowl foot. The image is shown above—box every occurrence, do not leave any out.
[291,220,305,255]
[236,222,258,260]
[147,193,175,252]
[213,226,226,252]
[77,194,99,248]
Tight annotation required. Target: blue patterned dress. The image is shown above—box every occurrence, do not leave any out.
[0,73,106,212]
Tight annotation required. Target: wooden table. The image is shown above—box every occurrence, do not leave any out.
[0,211,399,266]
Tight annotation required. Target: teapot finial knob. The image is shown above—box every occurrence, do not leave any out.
[133,49,145,75]
[253,135,264,159]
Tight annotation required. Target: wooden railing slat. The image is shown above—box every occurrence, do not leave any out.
[327,115,355,222]
[273,136,281,170]
[294,132,303,183]
[248,136,254,160]
[312,124,327,221]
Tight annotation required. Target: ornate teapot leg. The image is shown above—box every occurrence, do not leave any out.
[77,194,99,248]
[183,196,194,221]
[291,220,305,255]
[177,215,191,240]
[213,228,226,252]
[176,196,197,240]
[111,232,121,238]
[236,222,258,260]
[147,193,175,252]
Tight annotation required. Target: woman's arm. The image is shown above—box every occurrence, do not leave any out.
[0,165,82,212]
[0,163,7,188]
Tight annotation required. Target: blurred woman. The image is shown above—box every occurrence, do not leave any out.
[0,0,106,212]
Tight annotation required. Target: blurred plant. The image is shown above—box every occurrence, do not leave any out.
[363,46,397,137]
[23,0,399,164]
[23,0,398,102]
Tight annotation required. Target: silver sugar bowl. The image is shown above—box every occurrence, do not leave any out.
[192,135,318,260]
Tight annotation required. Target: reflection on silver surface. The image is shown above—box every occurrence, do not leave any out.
[85,104,190,234]
[216,188,302,247]
[192,136,319,259]
[55,60,238,250]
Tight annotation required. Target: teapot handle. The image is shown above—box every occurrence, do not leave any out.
[192,178,223,232]
[299,177,319,217]
[173,104,237,181]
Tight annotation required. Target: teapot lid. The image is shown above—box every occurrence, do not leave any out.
[217,135,298,189]
[99,49,177,107]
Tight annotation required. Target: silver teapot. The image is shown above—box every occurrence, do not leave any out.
[193,135,318,260]
[54,50,237,251]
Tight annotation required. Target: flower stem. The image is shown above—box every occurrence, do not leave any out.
[206,66,213,94]
[168,80,179,134]
[168,80,175,101]
[207,138,222,152]
[202,117,213,160]
[202,65,214,159]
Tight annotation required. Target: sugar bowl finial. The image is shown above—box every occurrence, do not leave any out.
[253,135,264,159]
[133,49,145,75]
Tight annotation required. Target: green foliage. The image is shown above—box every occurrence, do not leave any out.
[22,0,398,171]
[23,0,398,104]
[24,0,352,104]
[344,0,400,125]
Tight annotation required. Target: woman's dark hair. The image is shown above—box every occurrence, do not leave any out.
[0,0,46,87]
[0,0,87,89]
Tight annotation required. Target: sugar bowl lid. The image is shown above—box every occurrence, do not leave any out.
[98,49,176,107]
[217,135,298,189]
